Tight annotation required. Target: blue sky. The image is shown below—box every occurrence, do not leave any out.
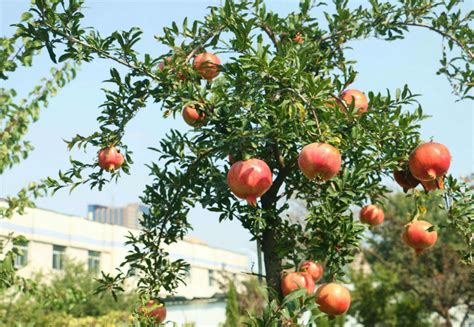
[1,1,472,261]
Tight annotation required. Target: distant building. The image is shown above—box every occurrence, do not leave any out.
[0,201,249,300]
[87,203,149,229]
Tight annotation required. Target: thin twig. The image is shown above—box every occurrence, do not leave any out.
[406,23,473,60]
[184,27,224,63]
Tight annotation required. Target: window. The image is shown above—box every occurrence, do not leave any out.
[88,251,101,273]
[52,245,66,270]
[208,269,215,286]
[13,244,28,268]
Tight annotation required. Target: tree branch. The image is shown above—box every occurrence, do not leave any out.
[406,23,473,60]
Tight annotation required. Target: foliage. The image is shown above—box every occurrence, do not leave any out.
[351,191,473,327]
[0,260,137,326]
[225,281,240,327]
[0,0,473,324]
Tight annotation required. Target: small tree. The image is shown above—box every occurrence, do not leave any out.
[351,191,473,327]
[1,0,473,323]
[225,281,240,327]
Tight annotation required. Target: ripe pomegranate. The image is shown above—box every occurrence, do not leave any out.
[421,176,445,191]
[408,142,451,181]
[158,56,186,80]
[98,146,124,171]
[393,167,420,191]
[402,220,438,253]
[340,89,369,114]
[281,272,315,297]
[139,300,166,323]
[359,204,384,226]
[298,143,342,181]
[227,159,273,206]
[299,261,324,282]
[293,32,303,43]
[193,52,221,81]
[182,105,205,127]
[316,283,351,316]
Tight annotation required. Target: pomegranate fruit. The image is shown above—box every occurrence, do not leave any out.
[316,283,351,316]
[408,142,451,181]
[402,220,438,253]
[193,52,221,81]
[298,143,342,181]
[340,89,369,114]
[158,56,186,80]
[139,300,166,323]
[421,175,445,192]
[182,105,206,127]
[98,146,124,171]
[293,32,303,43]
[299,261,324,282]
[227,159,273,206]
[359,204,384,226]
[393,167,420,191]
[281,272,315,297]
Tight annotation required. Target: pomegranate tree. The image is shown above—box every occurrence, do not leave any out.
[7,0,473,325]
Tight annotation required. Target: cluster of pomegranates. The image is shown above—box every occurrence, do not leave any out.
[281,260,351,317]
[138,300,167,323]
[394,141,451,193]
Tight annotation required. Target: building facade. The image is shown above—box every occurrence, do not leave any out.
[87,203,148,229]
[0,202,249,300]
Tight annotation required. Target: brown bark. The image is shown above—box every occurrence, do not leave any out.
[259,161,293,301]
[261,227,283,300]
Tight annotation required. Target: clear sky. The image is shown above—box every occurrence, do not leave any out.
[1,1,473,263]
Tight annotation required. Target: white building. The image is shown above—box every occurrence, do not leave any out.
[0,202,249,301]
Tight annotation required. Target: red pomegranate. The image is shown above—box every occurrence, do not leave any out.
[182,106,206,127]
[402,220,438,253]
[299,261,324,282]
[98,146,125,171]
[193,52,221,81]
[281,272,315,297]
[158,56,186,80]
[408,142,451,181]
[293,32,303,43]
[316,283,351,316]
[360,204,384,226]
[139,300,166,323]
[393,167,420,191]
[227,159,273,206]
[421,176,445,191]
[298,143,342,181]
[340,89,369,114]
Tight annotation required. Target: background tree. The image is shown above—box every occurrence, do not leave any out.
[1,0,473,324]
[351,190,473,327]
[0,259,136,326]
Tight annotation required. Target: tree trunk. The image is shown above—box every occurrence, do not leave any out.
[262,227,283,301]
[444,312,452,327]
